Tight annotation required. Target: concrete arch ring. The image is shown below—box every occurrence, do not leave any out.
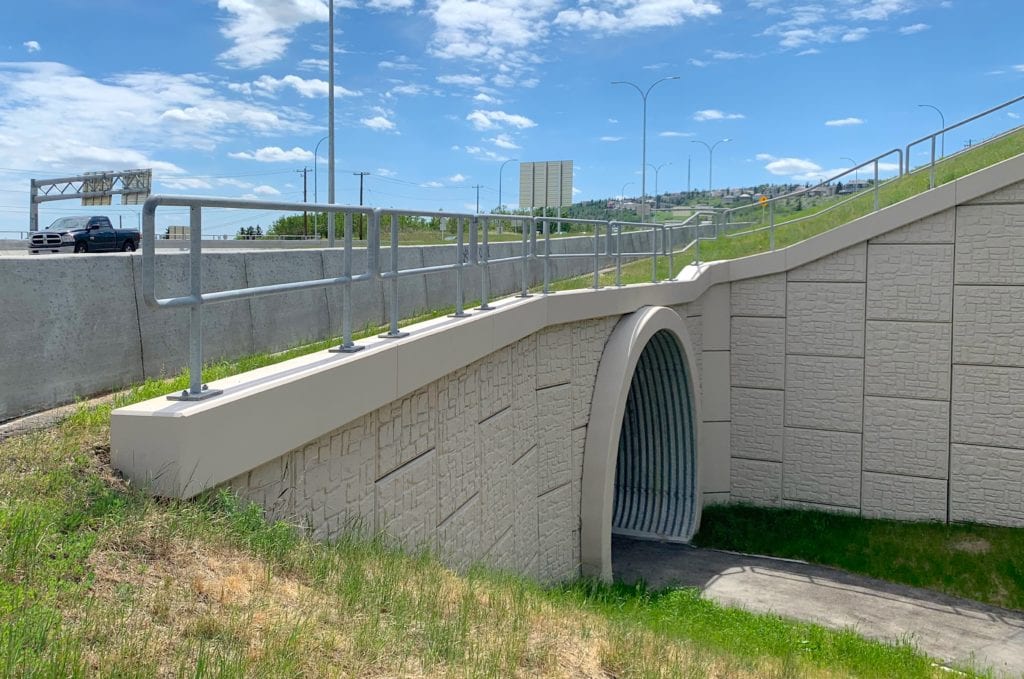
[580,305,703,582]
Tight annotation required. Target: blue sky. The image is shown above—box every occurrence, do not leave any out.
[1,0,1022,235]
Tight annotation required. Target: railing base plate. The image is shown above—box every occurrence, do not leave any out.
[167,387,223,402]
[378,331,410,339]
[329,344,365,354]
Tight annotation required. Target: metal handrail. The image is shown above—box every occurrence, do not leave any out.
[906,94,1024,188]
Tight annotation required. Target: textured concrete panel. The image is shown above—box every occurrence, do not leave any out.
[871,209,955,244]
[730,459,782,506]
[538,484,577,583]
[477,344,513,422]
[785,356,864,432]
[571,426,587,529]
[536,384,573,494]
[866,244,954,322]
[864,321,951,400]
[437,367,480,522]
[571,316,617,429]
[861,472,947,521]
[699,422,731,494]
[536,324,573,387]
[731,317,785,389]
[702,351,730,421]
[954,204,1024,284]
[437,495,482,572]
[701,284,731,349]
[512,447,540,579]
[788,243,866,282]
[863,396,949,479]
[480,408,516,544]
[731,388,784,462]
[952,365,1024,450]
[954,286,1024,367]
[375,450,437,551]
[731,273,786,317]
[783,428,861,507]
[786,283,865,357]
[950,444,1024,526]
[377,383,437,479]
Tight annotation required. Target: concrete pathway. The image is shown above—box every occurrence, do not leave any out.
[612,537,1024,677]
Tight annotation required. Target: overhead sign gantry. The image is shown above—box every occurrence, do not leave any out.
[29,168,152,231]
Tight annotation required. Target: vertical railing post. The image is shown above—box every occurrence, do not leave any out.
[170,204,221,400]
[667,224,674,280]
[379,211,408,338]
[874,160,880,211]
[478,215,493,310]
[929,136,937,189]
[615,223,623,287]
[452,216,469,317]
[592,222,601,290]
[650,224,658,284]
[542,217,551,294]
[769,200,776,252]
[333,210,363,353]
[519,217,531,298]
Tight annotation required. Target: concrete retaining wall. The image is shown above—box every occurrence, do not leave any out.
[1,232,653,421]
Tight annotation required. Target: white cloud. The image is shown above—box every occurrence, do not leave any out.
[825,117,864,127]
[659,130,695,137]
[474,92,499,103]
[299,58,328,71]
[437,74,486,86]
[466,109,537,130]
[899,23,929,34]
[368,0,414,9]
[253,184,281,195]
[689,58,708,67]
[797,48,821,56]
[378,57,421,70]
[488,133,520,149]
[764,156,823,177]
[376,168,398,177]
[361,115,396,131]
[709,49,744,60]
[608,118,619,124]
[216,0,328,68]
[1014,65,1024,73]
[848,0,915,21]
[421,180,444,188]
[693,109,744,121]
[1009,112,1021,119]
[387,83,428,97]
[841,27,870,42]
[234,74,360,98]
[554,0,721,34]
[161,177,213,190]
[23,41,40,53]
[755,153,775,161]
[427,0,558,64]
[600,136,623,142]
[644,62,670,70]
[449,173,466,183]
[466,145,507,161]
[228,146,313,162]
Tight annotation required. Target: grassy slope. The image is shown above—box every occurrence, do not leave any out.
[0,414,958,677]
[694,505,1024,612]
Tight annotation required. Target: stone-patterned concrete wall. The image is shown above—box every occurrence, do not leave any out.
[729,179,1024,526]
[223,315,619,582]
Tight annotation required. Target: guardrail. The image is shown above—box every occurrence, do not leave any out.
[142,195,715,401]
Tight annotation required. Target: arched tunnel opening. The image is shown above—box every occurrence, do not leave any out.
[612,329,699,543]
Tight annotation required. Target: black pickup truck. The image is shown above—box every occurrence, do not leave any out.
[28,216,141,254]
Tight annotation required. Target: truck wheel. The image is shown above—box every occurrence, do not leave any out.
[74,242,87,253]
[122,240,136,252]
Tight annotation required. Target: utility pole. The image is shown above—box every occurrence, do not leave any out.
[353,171,369,239]
[473,184,483,213]
[296,167,310,237]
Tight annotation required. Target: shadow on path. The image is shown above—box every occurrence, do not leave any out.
[613,536,1024,678]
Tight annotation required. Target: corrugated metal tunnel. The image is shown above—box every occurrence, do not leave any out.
[612,329,699,543]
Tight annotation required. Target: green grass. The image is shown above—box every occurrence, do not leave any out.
[0,414,977,677]
[694,504,1024,611]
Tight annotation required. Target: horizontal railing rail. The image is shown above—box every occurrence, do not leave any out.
[142,195,717,401]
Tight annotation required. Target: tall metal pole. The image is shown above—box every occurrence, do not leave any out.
[353,171,369,239]
[647,162,670,210]
[498,158,517,212]
[473,184,483,213]
[296,167,309,236]
[691,138,730,192]
[327,0,336,247]
[612,76,680,223]
[918,103,946,158]
[313,135,328,204]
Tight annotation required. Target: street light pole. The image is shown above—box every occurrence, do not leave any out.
[612,76,680,222]
[690,138,730,192]
[646,162,671,210]
[840,156,858,183]
[327,0,336,247]
[498,158,517,212]
[620,181,633,208]
[313,134,328,237]
[918,103,946,158]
